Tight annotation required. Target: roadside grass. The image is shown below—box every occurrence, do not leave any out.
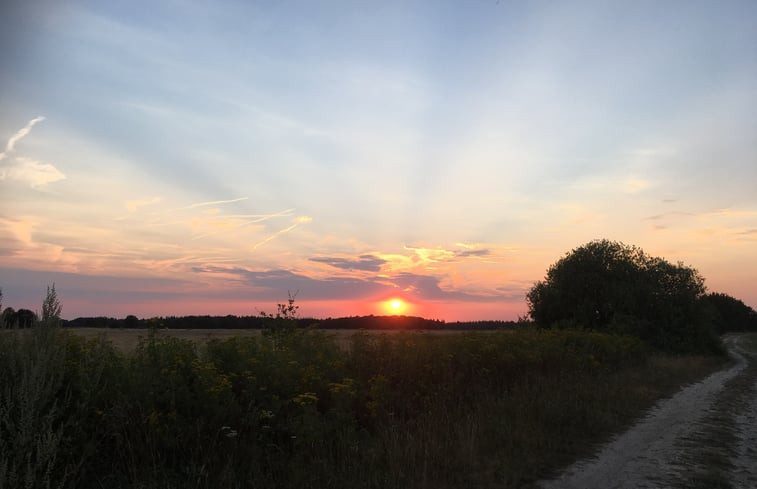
[739,333,757,353]
[672,337,757,489]
[1,327,729,488]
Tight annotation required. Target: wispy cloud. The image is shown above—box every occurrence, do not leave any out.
[0,157,66,188]
[622,177,653,194]
[252,216,312,250]
[455,248,491,258]
[392,272,505,302]
[403,245,455,263]
[310,254,387,272]
[172,197,249,211]
[126,196,162,212]
[0,117,66,188]
[191,209,294,240]
[0,217,35,245]
[644,211,694,221]
[192,265,388,300]
[192,265,509,303]
[1,116,45,158]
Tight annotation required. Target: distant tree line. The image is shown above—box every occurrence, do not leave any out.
[3,246,755,347]
[61,314,522,331]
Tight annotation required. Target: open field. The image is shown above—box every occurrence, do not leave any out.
[2,326,729,488]
[64,327,492,351]
[65,327,265,351]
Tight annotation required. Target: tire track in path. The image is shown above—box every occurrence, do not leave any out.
[540,335,755,489]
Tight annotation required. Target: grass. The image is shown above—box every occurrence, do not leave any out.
[63,327,497,352]
[739,333,757,353]
[65,327,266,352]
[671,333,757,489]
[1,326,729,488]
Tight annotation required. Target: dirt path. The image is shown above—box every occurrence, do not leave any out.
[540,335,757,489]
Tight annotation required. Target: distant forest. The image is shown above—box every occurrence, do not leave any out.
[63,314,523,331]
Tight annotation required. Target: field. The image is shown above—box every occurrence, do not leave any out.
[66,327,266,351]
[64,327,488,351]
[1,325,728,489]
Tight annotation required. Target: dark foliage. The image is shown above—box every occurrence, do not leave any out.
[702,292,757,333]
[1,287,730,488]
[63,314,521,331]
[2,325,664,489]
[12,308,37,328]
[527,239,722,353]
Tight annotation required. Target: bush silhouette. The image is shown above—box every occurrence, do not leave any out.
[527,239,721,353]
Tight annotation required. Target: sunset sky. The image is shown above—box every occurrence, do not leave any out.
[1,0,755,320]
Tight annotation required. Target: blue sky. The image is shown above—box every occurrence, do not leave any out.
[1,0,756,319]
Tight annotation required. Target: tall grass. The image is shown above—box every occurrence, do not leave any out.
[0,327,726,488]
[0,325,119,489]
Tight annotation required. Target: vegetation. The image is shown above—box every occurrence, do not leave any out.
[702,292,757,334]
[62,314,520,330]
[1,307,37,329]
[4,246,752,488]
[527,239,723,353]
[0,289,728,488]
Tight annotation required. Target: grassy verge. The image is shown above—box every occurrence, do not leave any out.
[670,334,757,489]
[1,328,728,488]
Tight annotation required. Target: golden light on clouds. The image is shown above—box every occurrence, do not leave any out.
[2,2,756,319]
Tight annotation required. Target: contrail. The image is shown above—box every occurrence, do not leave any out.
[0,116,45,161]
[191,209,295,240]
[251,216,312,251]
[173,197,249,211]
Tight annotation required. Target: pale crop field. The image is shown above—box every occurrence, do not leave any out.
[64,327,488,352]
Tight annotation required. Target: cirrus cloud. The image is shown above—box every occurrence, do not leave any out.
[1,157,66,188]
[0,117,66,188]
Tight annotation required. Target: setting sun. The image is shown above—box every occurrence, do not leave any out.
[385,298,406,315]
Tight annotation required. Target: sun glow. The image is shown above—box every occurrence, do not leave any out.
[384,298,406,315]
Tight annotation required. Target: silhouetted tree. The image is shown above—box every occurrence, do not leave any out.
[41,284,62,327]
[1,307,15,329]
[527,239,720,353]
[702,292,757,333]
[15,309,37,328]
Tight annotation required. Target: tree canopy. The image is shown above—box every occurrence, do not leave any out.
[703,292,757,333]
[527,239,720,353]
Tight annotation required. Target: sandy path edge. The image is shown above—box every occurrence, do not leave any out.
[539,336,748,489]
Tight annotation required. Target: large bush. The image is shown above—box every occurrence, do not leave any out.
[526,239,721,353]
[702,292,757,333]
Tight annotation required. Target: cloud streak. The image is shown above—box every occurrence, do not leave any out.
[0,157,66,188]
[191,209,294,240]
[126,197,162,212]
[0,117,66,188]
[309,254,387,272]
[191,265,512,303]
[252,216,312,250]
[1,116,45,158]
[192,266,388,300]
[173,197,249,211]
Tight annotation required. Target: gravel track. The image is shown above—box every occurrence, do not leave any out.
[540,335,757,489]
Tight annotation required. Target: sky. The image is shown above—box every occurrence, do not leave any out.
[1,0,755,321]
